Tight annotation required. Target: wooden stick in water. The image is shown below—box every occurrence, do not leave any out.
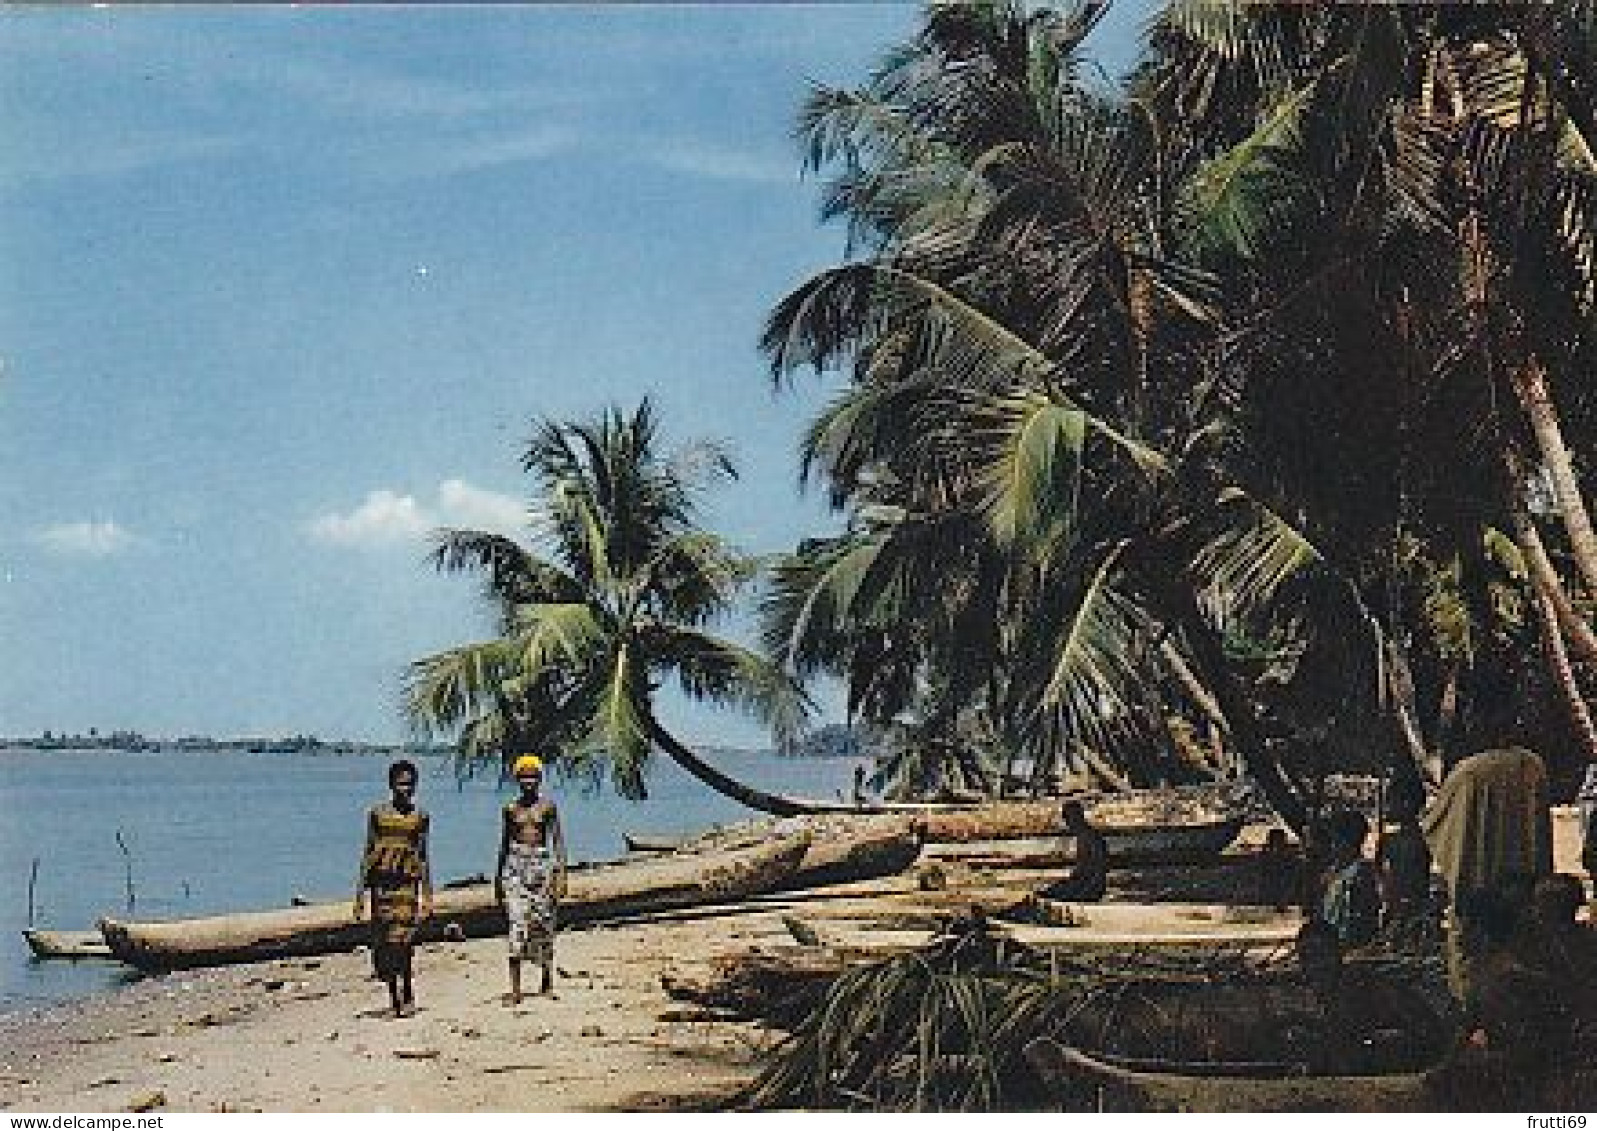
[115,829,136,914]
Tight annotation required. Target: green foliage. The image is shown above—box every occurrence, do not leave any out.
[405,401,809,803]
[759,0,1597,812]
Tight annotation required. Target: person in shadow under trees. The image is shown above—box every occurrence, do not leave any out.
[1039,800,1108,902]
[1318,809,1381,948]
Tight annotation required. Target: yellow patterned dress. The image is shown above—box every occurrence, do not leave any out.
[362,804,429,978]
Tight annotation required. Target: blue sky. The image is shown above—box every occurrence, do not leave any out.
[0,4,1146,746]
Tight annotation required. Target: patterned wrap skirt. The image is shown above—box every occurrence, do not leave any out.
[502,842,557,964]
[368,871,420,979]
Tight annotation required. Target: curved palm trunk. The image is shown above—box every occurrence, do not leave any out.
[1513,356,1597,599]
[646,718,806,817]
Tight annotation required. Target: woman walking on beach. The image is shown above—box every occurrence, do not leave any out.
[496,754,567,1004]
[354,759,433,1018]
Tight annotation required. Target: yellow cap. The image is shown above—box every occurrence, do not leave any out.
[511,754,544,777]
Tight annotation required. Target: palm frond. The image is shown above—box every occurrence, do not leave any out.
[577,643,652,800]
[1191,491,1323,620]
[403,639,522,735]
[1036,544,1152,764]
[761,534,888,675]
[645,625,813,747]
[1179,72,1327,262]
[428,528,581,610]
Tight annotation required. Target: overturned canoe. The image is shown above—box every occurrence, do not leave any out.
[908,801,1065,842]
[100,833,810,972]
[23,929,114,960]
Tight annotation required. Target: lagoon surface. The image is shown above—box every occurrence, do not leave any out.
[0,746,867,1013]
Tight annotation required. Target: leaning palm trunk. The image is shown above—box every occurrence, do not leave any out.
[1513,509,1597,668]
[1146,572,1309,833]
[1513,355,1597,600]
[648,718,805,817]
[1530,587,1597,765]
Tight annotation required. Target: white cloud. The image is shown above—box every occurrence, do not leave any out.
[308,480,527,548]
[1,120,240,184]
[307,490,431,546]
[34,520,134,557]
[397,126,576,180]
[641,139,794,185]
[436,479,528,536]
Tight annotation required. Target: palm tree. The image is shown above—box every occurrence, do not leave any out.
[759,1,1338,828]
[405,400,814,816]
[1146,0,1597,765]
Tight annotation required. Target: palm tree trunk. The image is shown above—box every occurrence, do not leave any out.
[1143,572,1309,832]
[1159,638,1228,731]
[1513,355,1597,598]
[1384,638,1439,784]
[646,718,806,817]
[1530,587,1597,765]
[1513,508,1597,668]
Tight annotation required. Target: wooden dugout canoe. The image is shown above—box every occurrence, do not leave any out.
[921,814,1243,865]
[22,928,114,960]
[625,821,922,889]
[99,833,811,972]
[1022,1039,1439,1111]
[777,821,922,892]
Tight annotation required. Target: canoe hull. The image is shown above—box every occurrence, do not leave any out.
[1101,815,1244,865]
[777,822,921,892]
[100,834,810,972]
[23,929,114,960]
[924,817,1243,866]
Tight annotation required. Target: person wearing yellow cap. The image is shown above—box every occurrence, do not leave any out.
[495,753,566,1003]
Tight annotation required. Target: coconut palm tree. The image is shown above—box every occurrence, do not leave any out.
[1146,0,1597,764]
[405,400,813,816]
[759,1,1343,828]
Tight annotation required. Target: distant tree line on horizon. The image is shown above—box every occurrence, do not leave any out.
[8,730,452,756]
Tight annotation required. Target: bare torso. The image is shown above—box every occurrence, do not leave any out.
[505,798,555,848]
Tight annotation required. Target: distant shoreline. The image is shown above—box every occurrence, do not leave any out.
[1,733,869,759]
[0,738,453,757]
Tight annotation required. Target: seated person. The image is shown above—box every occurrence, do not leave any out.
[1290,920,1451,1074]
[1037,800,1107,903]
[1318,809,1381,948]
[1257,827,1299,911]
[1377,780,1433,924]
[1520,874,1597,1050]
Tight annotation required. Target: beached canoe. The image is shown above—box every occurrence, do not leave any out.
[1022,1039,1439,1111]
[629,820,922,889]
[22,929,114,960]
[1101,814,1245,864]
[776,821,922,892]
[100,833,811,972]
[921,814,1242,865]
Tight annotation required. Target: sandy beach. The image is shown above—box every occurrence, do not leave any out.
[2,810,1588,1114]
[0,900,786,1113]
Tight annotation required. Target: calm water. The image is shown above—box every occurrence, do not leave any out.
[0,746,867,1013]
